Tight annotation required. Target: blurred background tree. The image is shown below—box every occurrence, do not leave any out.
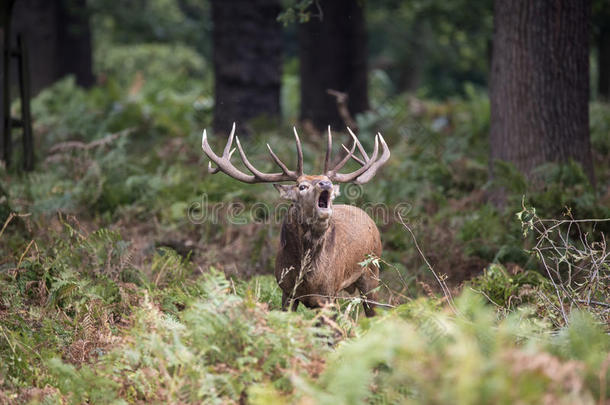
[489,0,594,187]
[3,0,608,180]
[9,0,609,103]
[297,0,369,131]
[10,0,94,94]
[56,0,95,88]
[211,0,283,134]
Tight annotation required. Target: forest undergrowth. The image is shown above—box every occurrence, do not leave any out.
[0,44,609,403]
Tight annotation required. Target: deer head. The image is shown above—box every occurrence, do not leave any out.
[201,123,390,229]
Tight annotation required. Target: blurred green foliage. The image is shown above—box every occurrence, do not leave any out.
[293,291,608,404]
[367,0,493,98]
[89,0,211,58]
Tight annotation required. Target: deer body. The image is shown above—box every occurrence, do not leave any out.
[201,124,390,317]
[276,203,381,316]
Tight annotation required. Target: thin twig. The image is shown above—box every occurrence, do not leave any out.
[47,128,133,155]
[0,212,31,239]
[17,239,35,268]
[0,213,14,238]
[397,213,458,315]
[576,299,610,308]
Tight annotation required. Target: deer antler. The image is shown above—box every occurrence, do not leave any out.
[324,126,391,184]
[203,124,390,184]
[202,123,303,183]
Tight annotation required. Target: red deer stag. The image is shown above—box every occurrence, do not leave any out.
[201,124,390,317]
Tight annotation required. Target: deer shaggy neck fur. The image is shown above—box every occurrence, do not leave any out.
[275,203,382,316]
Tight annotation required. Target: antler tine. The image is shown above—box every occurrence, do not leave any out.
[235,136,271,179]
[326,129,358,175]
[201,124,299,183]
[341,144,365,166]
[266,144,292,175]
[208,161,219,174]
[224,122,236,157]
[293,127,304,176]
[347,127,369,161]
[331,135,379,183]
[324,126,333,173]
[329,131,390,184]
[208,147,236,174]
[332,142,357,173]
[202,127,256,183]
[353,133,391,184]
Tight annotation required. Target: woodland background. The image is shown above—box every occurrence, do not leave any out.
[0,0,609,403]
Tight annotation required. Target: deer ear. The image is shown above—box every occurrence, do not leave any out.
[274,184,297,201]
[332,184,340,199]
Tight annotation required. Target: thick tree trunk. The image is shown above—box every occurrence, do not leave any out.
[11,0,59,95]
[211,0,282,134]
[490,0,594,185]
[299,0,369,131]
[56,0,94,88]
[11,0,94,93]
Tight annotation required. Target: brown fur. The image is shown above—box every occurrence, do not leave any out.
[275,203,382,317]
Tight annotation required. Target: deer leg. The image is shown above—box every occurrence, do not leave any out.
[361,292,378,317]
[355,268,379,317]
[281,290,300,312]
[281,291,289,311]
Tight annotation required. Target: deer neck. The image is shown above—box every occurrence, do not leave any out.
[287,205,333,266]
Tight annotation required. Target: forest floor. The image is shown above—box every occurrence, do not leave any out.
[0,72,609,403]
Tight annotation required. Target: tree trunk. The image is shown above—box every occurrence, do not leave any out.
[11,0,94,93]
[56,0,94,88]
[211,0,282,134]
[298,0,369,131]
[490,0,594,185]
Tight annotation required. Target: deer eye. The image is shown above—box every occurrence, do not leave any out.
[299,184,308,191]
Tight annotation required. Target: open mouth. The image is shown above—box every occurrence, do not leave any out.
[318,190,330,209]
